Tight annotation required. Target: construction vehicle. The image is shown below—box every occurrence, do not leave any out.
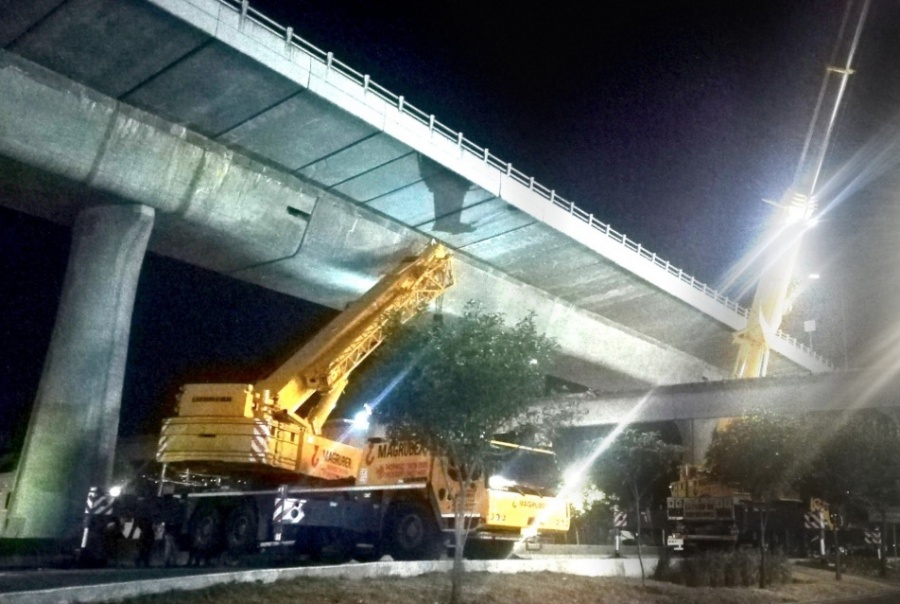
[665,3,872,554]
[665,465,833,554]
[77,242,569,564]
[156,241,456,483]
[77,427,569,565]
[732,0,869,377]
[665,464,747,551]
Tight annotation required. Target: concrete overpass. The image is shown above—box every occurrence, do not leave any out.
[0,0,829,383]
[557,368,900,463]
[0,0,832,538]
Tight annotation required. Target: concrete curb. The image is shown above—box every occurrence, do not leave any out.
[1,557,653,603]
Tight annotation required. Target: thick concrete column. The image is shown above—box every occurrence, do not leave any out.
[675,418,719,466]
[4,204,154,539]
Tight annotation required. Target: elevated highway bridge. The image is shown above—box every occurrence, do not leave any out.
[0,0,828,383]
[0,0,834,538]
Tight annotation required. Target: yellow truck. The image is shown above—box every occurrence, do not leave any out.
[78,242,568,565]
[251,430,569,562]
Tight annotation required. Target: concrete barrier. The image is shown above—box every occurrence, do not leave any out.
[2,557,656,603]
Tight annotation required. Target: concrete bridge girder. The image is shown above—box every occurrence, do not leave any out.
[0,0,828,379]
[552,370,900,461]
[444,261,727,390]
[0,50,315,273]
[565,371,900,427]
[0,49,724,392]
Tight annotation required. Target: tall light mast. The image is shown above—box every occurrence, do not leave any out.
[732,0,870,378]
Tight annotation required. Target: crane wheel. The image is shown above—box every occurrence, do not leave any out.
[386,501,444,561]
[189,506,224,561]
[225,504,258,555]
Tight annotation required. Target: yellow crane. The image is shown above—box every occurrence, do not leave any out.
[83,242,568,564]
[157,242,454,481]
[733,0,870,378]
[670,2,871,552]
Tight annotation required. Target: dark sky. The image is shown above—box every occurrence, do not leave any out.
[4,1,900,446]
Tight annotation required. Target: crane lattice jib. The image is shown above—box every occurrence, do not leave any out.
[257,242,454,412]
[319,253,453,389]
[732,0,869,379]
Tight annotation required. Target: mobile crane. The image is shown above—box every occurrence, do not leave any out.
[78,242,569,565]
[156,241,455,483]
[669,1,870,553]
[732,0,868,378]
[665,464,833,553]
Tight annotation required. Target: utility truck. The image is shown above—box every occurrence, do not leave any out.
[79,242,569,565]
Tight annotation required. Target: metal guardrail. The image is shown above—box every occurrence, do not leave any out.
[217,0,830,368]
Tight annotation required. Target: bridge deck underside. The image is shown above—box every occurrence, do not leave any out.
[0,0,806,377]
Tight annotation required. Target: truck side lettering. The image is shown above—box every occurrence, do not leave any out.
[375,441,424,459]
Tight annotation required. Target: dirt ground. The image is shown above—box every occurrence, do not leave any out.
[120,565,900,604]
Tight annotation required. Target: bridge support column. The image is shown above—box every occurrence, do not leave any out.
[4,204,154,539]
[675,418,719,466]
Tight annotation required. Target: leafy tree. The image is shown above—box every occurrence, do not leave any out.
[372,302,559,604]
[566,482,608,545]
[801,410,900,576]
[705,413,807,588]
[591,428,682,584]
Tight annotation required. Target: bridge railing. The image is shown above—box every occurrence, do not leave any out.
[220,0,830,369]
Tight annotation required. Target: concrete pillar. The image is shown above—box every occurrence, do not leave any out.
[675,418,719,466]
[4,204,154,539]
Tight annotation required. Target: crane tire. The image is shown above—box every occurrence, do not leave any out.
[386,501,444,561]
[225,504,258,554]
[189,505,223,559]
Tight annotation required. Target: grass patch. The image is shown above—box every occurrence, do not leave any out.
[830,554,899,578]
[111,568,829,604]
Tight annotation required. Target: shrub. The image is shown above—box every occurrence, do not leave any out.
[652,548,673,582]
[735,550,758,587]
[661,549,791,588]
[705,552,726,587]
[765,552,792,585]
[723,550,751,587]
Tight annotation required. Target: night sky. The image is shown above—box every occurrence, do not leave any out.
[3,1,900,448]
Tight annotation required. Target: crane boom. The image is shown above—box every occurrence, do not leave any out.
[258,242,453,432]
[732,0,869,378]
[157,242,454,481]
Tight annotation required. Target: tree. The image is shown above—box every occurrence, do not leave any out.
[566,481,608,545]
[705,413,807,588]
[802,410,900,577]
[372,302,559,604]
[591,428,682,585]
